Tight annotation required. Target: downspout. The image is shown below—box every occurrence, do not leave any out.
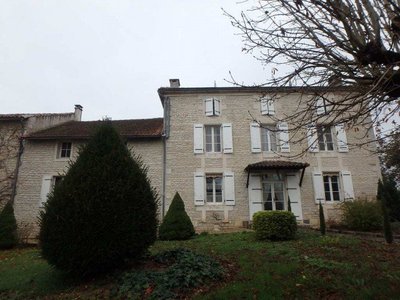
[10,118,26,205]
[161,96,171,218]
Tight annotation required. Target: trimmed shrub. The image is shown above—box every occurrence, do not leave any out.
[319,201,326,236]
[39,122,158,277]
[159,192,195,240]
[253,211,297,241]
[0,201,18,249]
[341,200,382,231]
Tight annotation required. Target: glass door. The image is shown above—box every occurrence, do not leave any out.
[262,175,285,211]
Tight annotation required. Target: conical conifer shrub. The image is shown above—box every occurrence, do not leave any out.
[159,192,195,240]
[319,201,326,236]
[39,122,158,277]
[0,201,18,249]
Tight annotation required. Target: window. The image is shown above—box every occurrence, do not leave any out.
[262,174,285,211]
[193,123,232,154]
[57,142,72,158]
[194,172,235,206]
[323,174,340,201]
[261,125,278,152]
[260,97,275,115]
[317,126,334,151]
[205,125,221,152]
[52,176,63,189]
[316,97,329,115]
[206,174,223,203]
[205,98,221,116]
[250,122,289,153]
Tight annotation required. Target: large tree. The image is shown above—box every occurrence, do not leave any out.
[226,0,400,147]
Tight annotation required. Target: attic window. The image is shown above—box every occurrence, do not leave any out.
[205,98,221,116]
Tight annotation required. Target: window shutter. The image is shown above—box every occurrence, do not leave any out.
[248,174,263,219]
[316,97,326,115]
[222,123,233,153]
[312,171,325,203]
[214,99,221,116]
[277,122,290,152]
[205,98,214,116]
[307,124,319,152]
[335,124,349,152]
[40,175,52,207]
[261,97,275,115]
[250,122,261,153]
[193,124,204,154]
[341,170,355,200]
[286,173,303,220]
[224,171,235,206]
[194,172,205,205]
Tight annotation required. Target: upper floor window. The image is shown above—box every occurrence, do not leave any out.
[316,97,330,115]
[260,97,275,115]
[57,142,72,158]
[205,125,221,152]
[317,126,334,151]
[205,98,221,116]
[307,123,349,153]
[193,123,233,154]
[250,122,289,153]
[261,125,278,152]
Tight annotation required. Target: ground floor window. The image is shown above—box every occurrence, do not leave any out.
[262,174,285,211]
[323,174,340,201]
[206,174,223,203]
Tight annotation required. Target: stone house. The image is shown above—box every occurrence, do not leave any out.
[0,106,82,210]
[11,80,381,240]
[158,80,381,231]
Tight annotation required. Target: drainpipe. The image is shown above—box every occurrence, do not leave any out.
[161,96,171,218]
[10,118,26,205]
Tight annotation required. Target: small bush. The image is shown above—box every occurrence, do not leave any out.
[253,211,297,241]
[116,248,224,299]
[341,200,382,231]
[0,201,18,249]
[158,192,195,240]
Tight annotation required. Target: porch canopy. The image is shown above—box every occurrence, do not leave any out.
[245,160,309,187]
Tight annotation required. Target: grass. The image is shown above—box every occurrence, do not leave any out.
[1,229,400,299]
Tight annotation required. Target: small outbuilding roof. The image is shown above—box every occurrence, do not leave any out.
[25,118,164,140]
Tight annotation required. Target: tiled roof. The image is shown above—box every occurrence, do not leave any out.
[245,160,309,171]
[25,118,164,140]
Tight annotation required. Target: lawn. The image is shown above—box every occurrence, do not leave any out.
[1,229,399,299]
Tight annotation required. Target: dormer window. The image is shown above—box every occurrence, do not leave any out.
[205,98,221,116]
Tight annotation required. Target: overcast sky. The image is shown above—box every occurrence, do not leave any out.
[1,1,270,121]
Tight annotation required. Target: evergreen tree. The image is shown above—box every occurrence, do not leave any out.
[0,201,18,249]
[378,179,393,244]
[39,122,158,276]
[319,201,326,236]
[159,192,195,240]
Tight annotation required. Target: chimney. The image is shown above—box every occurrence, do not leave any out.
[169,78,180,88]
[74,104,83,121]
